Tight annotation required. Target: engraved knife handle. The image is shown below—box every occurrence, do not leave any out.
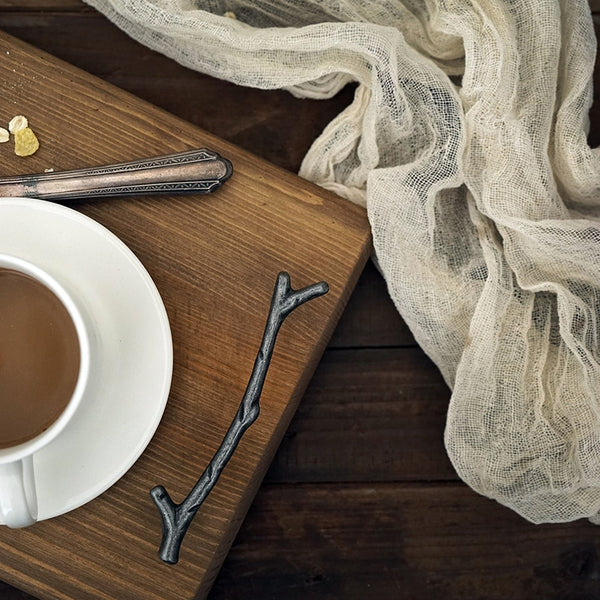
[0,148,233,201]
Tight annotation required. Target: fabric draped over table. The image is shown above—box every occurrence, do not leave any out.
[84,0,600,525]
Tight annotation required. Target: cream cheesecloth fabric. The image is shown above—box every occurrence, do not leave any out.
[84,0,600,524]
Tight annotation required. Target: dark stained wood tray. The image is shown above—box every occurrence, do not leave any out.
[0,30,371,600]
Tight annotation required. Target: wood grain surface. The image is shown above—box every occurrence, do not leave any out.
[0,2,599,600]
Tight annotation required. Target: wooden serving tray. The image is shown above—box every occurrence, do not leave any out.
[0,31,371,600]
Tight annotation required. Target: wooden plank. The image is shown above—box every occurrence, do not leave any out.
[0,582,33,600]
[329,259,415,348]
[210,482,600,600]
[0,584,33,600]
[0,29,370,600]
[0,1,86,9]
[2,480,600,600]
[266,347,455,483]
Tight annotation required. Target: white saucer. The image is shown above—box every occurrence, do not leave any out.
[0,197,173,522]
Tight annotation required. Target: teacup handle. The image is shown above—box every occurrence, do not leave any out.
[0,456,38,528]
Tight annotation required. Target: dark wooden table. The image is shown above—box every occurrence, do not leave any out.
[1,2,600,598]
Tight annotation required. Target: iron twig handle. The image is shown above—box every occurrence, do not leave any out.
[151,272,329,564]
[0,148,232,200]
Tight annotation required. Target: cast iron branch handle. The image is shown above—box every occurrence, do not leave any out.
[151,272,329,565]
[0,148,232,200]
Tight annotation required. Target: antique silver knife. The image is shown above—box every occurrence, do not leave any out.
[0,148,232,200]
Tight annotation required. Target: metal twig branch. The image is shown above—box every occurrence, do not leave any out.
[150,271,329,564]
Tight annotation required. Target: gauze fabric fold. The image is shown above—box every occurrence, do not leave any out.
[85,0,600,524]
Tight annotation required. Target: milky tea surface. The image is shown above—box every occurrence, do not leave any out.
[0,268,80,448]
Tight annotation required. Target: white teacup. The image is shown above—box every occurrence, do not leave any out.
[0,253,91,528]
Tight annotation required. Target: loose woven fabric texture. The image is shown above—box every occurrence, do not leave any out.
[84,0,600,525]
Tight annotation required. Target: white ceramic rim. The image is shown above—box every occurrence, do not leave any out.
[0,196,173,522]
[0,253,91,463]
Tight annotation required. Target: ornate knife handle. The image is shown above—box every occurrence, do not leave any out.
[0,148,233,201]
